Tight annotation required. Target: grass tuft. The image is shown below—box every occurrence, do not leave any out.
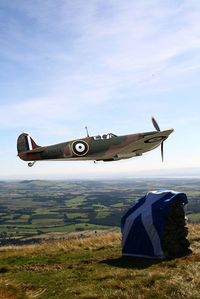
[0,225,199,299]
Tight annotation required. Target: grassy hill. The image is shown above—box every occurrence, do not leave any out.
[1,179,200,246]
[0,224,199,299]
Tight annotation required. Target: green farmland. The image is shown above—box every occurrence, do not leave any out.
[0,179,200,245]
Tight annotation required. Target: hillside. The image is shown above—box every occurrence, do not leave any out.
[0,224,199,299]
[1,179,200,246]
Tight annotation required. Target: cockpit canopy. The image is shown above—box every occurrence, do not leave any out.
[93,133,117,140]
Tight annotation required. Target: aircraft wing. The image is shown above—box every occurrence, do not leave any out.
[113,130,173,158]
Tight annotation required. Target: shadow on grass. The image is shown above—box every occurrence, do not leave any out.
[100,256,161,269]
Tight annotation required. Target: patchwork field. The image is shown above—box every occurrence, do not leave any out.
[0,179,200,245]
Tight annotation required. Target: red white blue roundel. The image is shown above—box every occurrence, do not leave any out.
[71,140,89,156]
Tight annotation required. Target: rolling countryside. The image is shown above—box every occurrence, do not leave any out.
[0,179,200,245]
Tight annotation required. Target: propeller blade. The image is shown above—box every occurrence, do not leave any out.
[161,141,164,162]
[152,117,161,132]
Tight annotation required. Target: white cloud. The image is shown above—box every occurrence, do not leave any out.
[2,1,200,77]
[1,1,200,93]
[1,0,200,177]
[1,0,200,131]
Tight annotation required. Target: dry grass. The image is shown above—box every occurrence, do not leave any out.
[0,225,199,299]
[0,230,120,256]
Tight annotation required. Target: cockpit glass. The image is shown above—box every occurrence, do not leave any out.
[93,133,117,140]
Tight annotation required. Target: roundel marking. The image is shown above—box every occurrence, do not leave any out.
[144,136,166,143]
[71,140,89,156]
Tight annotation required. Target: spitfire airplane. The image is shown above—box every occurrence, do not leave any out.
[17,117,173,167]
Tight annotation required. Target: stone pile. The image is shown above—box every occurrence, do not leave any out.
[161,199,192,258]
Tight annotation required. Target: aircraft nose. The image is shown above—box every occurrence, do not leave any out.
[163,129,174,136]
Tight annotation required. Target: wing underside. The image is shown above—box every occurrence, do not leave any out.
[110,130,173,159]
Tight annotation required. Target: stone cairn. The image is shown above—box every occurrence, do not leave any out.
[161,199,192,258]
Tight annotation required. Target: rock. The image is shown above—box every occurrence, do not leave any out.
[161,199,192,258]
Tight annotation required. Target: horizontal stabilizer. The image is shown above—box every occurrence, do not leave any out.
[23,147,45,154]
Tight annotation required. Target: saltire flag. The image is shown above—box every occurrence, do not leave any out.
[121,190,188,259]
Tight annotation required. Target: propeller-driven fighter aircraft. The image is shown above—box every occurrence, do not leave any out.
[17,117,173,167]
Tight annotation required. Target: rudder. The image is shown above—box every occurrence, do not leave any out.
[17,133,39,154]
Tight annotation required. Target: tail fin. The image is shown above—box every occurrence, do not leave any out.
[17,133,39,154]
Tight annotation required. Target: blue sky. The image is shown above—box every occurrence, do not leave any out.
[0,0,200,179]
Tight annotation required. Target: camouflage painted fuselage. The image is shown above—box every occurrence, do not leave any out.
[17,129,173,164]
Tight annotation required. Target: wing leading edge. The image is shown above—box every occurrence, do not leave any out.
[110,129,174,160]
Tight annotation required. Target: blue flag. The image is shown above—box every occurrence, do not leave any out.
[121,190,188,259]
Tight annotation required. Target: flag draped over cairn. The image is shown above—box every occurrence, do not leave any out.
[121,190,191,259]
